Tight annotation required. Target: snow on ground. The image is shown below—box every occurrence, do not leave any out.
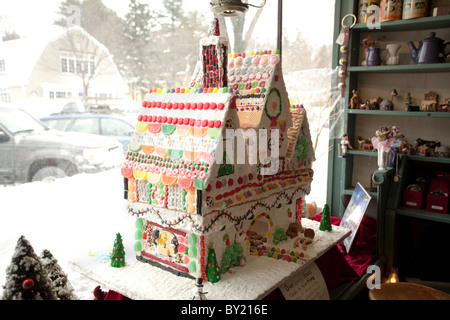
[0,169,136,300]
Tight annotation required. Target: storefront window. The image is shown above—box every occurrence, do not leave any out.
[0,0,336,208]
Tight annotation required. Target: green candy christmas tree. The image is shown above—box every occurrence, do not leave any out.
[206,245,221,283]
[110,233,126,268]
[319,204,332,231]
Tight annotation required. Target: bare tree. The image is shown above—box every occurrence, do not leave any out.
[0,15,20,41]
[40,26,119,109]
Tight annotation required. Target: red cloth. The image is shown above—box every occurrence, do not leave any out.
[314,214,377,277]
[105,290,131,300]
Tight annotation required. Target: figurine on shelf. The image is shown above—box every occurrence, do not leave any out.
[366,97,382,110]
[349,90,362,109]
[415,138,441,154]
[438,98,449,112]
[357,136,374,150]
[390,89,398,101]
[340,134,353,157]
[404,92,413,109]
[420,91,438,112]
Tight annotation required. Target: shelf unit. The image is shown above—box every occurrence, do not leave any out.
[329,0,450,290]
[349,62,450,73]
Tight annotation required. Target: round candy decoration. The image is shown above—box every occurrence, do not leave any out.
[234,57,243,67]
[251,56,261,66]
[259,56,269,67]
[269,55,280,65]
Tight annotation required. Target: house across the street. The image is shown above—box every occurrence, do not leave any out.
[0,26,129,116]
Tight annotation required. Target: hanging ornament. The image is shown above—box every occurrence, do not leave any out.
[22,279,35,290]
[336,14,356,98]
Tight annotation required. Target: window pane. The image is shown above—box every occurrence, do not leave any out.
[69,59,75,73]
[70,118,100,135]
[0,108,45,134]
[0,88,11,103]
[42,119,73,131]
[61,58,68,73]
[101,118,133,136]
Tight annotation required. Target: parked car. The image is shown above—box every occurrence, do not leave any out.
[40,113,135,153]
[0,107,123,184]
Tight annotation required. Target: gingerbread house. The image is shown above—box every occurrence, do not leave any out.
[120,19,315,283]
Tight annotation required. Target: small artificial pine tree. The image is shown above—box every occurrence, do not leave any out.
[2,236,58,300]
[110,233,126,268]
[319,204,332,231]
[206,245,221,283]
[41,249,77,300]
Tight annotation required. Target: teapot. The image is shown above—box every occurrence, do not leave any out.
[407,32,450,64]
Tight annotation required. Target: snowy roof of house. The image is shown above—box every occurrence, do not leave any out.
[0,25,113,88]
[0,37,46,87]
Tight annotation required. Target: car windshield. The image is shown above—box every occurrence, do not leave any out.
[0,108,47,134]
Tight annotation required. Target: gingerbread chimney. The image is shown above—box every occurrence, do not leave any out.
[200,18,228,89]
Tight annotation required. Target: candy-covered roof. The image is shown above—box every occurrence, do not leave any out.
[121,89,237,191]
[190,49,282,129]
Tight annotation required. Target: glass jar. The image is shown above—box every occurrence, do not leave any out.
[402,0,429,19]
[380,0,404,22]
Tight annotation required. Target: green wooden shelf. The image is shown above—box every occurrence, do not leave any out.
[348,109,450,118]
[353,15,450,32]
[403,154,450,165]
[347,149,377,156]
[330,0,450,287]
[347,150,450,165]
[397,207,450,224]
[348,63,450,74]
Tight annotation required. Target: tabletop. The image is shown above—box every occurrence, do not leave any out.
[69,219,350,300]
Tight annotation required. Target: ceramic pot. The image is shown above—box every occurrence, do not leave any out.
[367,47,384,66]
[385,44,402,65]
